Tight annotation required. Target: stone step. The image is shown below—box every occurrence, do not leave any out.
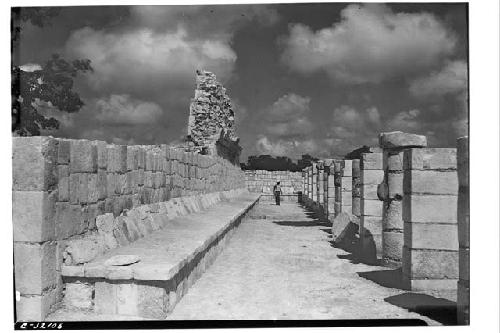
[56,193,260,319]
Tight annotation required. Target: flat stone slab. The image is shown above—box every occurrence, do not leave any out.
[62,193,260,281]
[104,255,141,266]
[379,131,427,149]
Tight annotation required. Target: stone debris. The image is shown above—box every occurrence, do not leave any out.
[104,255,141,266]
[379,131,427,149]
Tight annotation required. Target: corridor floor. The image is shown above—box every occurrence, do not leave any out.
[168,202,453,324]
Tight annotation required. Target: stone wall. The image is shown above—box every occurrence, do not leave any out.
[13,136,246,321]
[244,170,303,194]
[457,137,469,324]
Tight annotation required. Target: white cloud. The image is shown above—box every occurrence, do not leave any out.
[255,135,319,159]
[64,26,237,95]
[19,63,42,72]
[94,94,163,125]
[264,93,314,138]
[386,109,421,132]
[281,4,456,83]
[409,60,467,98]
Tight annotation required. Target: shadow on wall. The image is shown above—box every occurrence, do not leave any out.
[384,293,458,326]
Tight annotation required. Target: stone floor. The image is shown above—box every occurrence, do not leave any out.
[48,201,457,324]
[168,202,457,324]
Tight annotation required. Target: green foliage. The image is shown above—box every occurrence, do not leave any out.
[11,7,93,136]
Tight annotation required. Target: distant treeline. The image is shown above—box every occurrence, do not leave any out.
[240,154,319,171]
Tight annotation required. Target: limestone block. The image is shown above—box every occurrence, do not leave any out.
[78,173,89,204]
[94,281,116,314]
[96,213,118,249]
[403,170,458,195]
[458,189,470,248]
[105,254,141,266]
[341,177,352,191]
[402,246,458,279]
[88,173,99,203]
[94,140,108,170]
[13,136,58,191]
[127,147,139,171]
[379,131,427,149]
[352,159,360,177]
[64,236,104,264]
[382,231,403,261]
[360,153,383,170]
[385,151,404,171]
[64,281,93,309]
[107,266,133,280]
[107,145,127,173]
[57,139,71,165]
[383,199,403,230]
[360,169,384,185]
[402,276,458,291]
[61,265,84,277]
[403,194,457,223]
[97,170,107,200]
[55,202,85,239]
[352,198,361,216]
[360,183,379,200]
[361,199,383,217]
[13,190,56,242]
[138,284,168,319]
[70,140,97,173]
[457,137,469,187]
[56,165,69,202]
[459,247,470,281]
[404,148,457,170]
[14,242,57,295]
[16,286,59,321]
[387,172,404,199]
[137,148,146,169]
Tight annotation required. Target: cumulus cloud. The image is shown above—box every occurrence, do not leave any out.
[255,135,319,159]
[281,4,456,83]
[409,60,467,98]
[94,94,163,125]
[264,93,314,138]
[65,26,237,95]
[386,109,421,132]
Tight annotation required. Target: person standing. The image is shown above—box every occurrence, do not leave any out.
[273,181,282,206]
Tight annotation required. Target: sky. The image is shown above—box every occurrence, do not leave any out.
[16,3,469,161]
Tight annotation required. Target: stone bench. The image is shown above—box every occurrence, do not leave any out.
[59,191,260,319]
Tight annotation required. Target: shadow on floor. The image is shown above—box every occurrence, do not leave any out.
[384,293,457,325]
[358,268,404,289]
[272,220,330,227]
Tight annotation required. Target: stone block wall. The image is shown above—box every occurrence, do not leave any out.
[352,159,361,219]
[457,137,469,324]
[13,136,246,321]
[402,148,459,291]
[244,170,303,194]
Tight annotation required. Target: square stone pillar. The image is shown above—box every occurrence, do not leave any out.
[326,161,336,220]
[308,166,314,202]
[311,162,317,204]
[341,160,353,216]
[380,131,427,267]
[352,159,361,220]
[333,160,342,216]
[317,161,325,212]
[323,159,333,219]
[457,137,469,324]
[302,169,308,200]
[402,148,458,291]
[360,150,384,262]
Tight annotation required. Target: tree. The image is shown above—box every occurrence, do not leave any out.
[11,7,92,136]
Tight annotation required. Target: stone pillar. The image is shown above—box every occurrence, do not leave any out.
[333,160,342,216]
[352,159,361,221]
[317,161,325,213]
[457,137,469,324]
[380,131,427,267]
[323,159,332,219]
[402,148,458,291]
[326,161,336,220]
[302,169,308,201]
[341,160,353,216]
[308,166,313,202]
[311,162,317,205]
[360,150,384,262]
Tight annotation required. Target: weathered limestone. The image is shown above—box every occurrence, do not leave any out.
[317,161,325,213]
[311,162,317,205]
[402,148,459,291]
[352,159,361,219]
[360,150,384,262]
[244,170,303,195]
[380,132,427,267]
[323,159,333,219]
[456,137,469,325]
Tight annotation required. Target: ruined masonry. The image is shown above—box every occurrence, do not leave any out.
[185,70,241,165]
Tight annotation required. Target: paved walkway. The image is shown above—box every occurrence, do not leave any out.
[168,202,455,324]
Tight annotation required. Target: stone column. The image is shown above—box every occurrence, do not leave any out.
[402,148,458,291]
[341,160,353,216]
[323,159,332,219]
[302,169,308,201]
[311,162,318,205]
[457,137,469,324]
[352,159,361,221]
[317,161,325,213]
[333,160,342,216]
[360,150,384,262]
[326,160,336,220]
[379,131,427,267]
